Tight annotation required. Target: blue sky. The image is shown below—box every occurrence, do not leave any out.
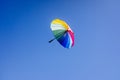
[0,0,120,80]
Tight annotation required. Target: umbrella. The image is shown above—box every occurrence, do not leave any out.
[49,19,74,48]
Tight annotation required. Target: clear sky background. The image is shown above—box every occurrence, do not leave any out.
[0,0,120,80]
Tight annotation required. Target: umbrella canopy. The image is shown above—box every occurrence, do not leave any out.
[49,19,74,48]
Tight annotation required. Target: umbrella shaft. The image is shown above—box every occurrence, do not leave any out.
[49,38,56,43]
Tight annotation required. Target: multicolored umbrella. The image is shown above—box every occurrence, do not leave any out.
[49,19,74,48]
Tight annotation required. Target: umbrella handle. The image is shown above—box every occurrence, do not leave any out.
[49,31,67,43]
[49,38,56,43]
